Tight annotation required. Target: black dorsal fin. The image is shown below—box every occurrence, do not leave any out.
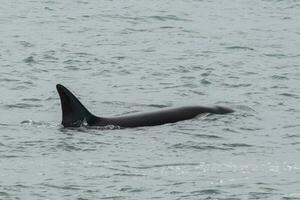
[56,84,97,127]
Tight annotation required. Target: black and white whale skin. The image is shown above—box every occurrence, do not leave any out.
[56,84,234,128]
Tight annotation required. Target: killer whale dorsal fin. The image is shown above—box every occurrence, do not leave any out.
[56,84,97,127]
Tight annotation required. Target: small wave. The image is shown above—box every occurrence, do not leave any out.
[0,191,10,198]
[258,187,277,193]
[42,183,81,191]
[240,127,262,131]
[63,59,80,64]
[223,128,240,133]
[283,132,300,137]
[19,41,34,47]
[101,101,125,106]
[201,79,211,85]
[0,78,19,82]
[282,195,300,200]
[19,140,45,147]
[64,65,80,71]
[100,196,123,200]
[102,125,121,130]
[114,173,145,177]
[120,186,144,193]
[22,98,41,102]
[5,103,42,109]
[142,47,155,53]
[146,104,168,108]
[20,120,51,127]
[223,143,253,148]
[23,56,37,64]
[78,124,121,130]
[10,81,35,89]
[190,90,204,95]
[178,132,222,139]
[0,154,20,158]
[264,53,286,58]
[194,134,222,139]
[58,126,91,135]
[149,15,190,22]
[44,6,54,11]
[170,143,232,151]
[223,83,252,88]
[43,54,59,61]
[290,142,300,146]
[73,52,95,57]
[271,75,289,80]
[191,189,222,195]
[129,162,199,170]
[280,93,299,98]
[160,26,175,29]
[129,102,169,109]
[248,192,273,199]
[112,56,126,60]
[226,46,255,51]
[56,142,82,152]
[14,184,33,189]
[124,28,149,32]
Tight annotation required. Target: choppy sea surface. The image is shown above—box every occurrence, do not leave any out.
[0,0,300,199]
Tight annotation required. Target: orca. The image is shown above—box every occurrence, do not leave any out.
[56,84,234,128]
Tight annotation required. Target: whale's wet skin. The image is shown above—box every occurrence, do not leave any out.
[56,84,233,128]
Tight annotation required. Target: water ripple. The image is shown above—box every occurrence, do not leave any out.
[120,186,144,193]
[23,56,37,64]
[42,183,81,191]
[170,143,233,151]
[177,131,223,139]
[191,189,223,195]
[114,173,145,177]
[126,162,199,170]
[100,196,123,200]
[226,46,255,51]
[149,15,189,22]
[0,191,10,198]
[223,83,252,88]
[0,78,19,82]
[280,93,299,98]
[22,98,42,102]
[5,103,42,109]
[223,143,253,148]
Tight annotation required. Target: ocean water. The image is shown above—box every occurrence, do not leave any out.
[0,0,300,199]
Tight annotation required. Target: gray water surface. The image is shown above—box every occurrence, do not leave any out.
[0,0,300,199]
